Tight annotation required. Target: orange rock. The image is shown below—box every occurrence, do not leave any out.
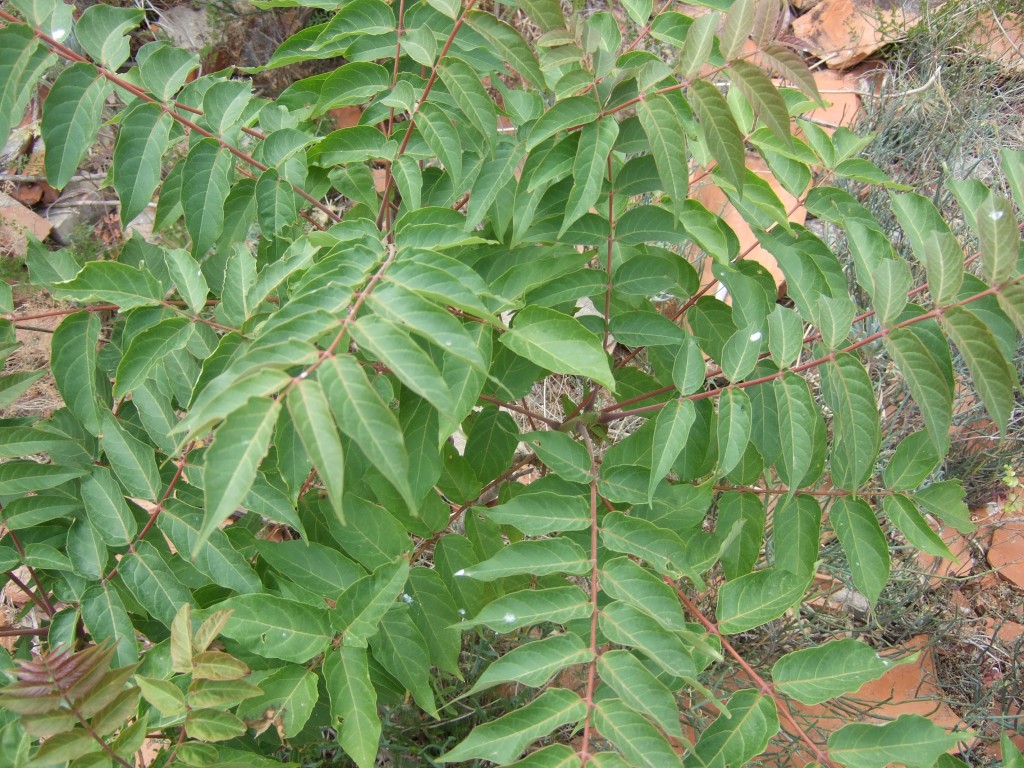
[968,12,1024,74]
[918,525,975,589]
[988,519,1024,590]
[791,0,925,69]
[0,190,51,258]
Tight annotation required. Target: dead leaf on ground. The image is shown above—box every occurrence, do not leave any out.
[791,0,930,69]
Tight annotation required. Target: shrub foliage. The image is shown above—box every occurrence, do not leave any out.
[0,0,1022,766]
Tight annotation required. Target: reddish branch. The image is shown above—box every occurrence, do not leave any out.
[3,530,55,617]
[673,585,841,768]
[577,424,603,766]
[103,440,194,583]
[600,276,1024,423]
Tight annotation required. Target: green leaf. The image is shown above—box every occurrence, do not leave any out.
[414,103,463,186]
[255,169,298,237]
[461,586,591,632]
[306,0,395,50]
[942,307,1016,434]
[820,353,881,489]
[687,689,778,768]
[649,399,696,502]
[81,584,139,668]
[599,651,684,740]
[467,634,592,696]
[599,600,699,678]
[637,94,689,218]
[884,434,937,493]
[1001,732,1024,768]
[718,0,754,59]
[828,714,964,768]
[0,27,54,150]
[287,380,345,524]
[54,261,164,310]
[67,519,106,580]
[467,11,546,89]
[236,666,318,739]
[673,333,707,395]
[26,730,96,766]
[119,541,192,627]
[191,651,249,681]
[323,646,380,768]
[467,142,526,229]
[690,79,746,195]
[911,480,973,533]
[318,355,414,509]
[100,413,161,501]
[0,460,86,496]
[441,688,586,764]
[716,568,812,634]
[601,511,688,580]
[114,317,192,399]
[716,387,751,477]
[332,558,410,648]
[187,678,262,709]
[404,567,462,676]
[464,406,520,484]
[883,328,952,454]
[0,370,44,410]
[773,494,821,579]
[75,4,142,68]
[610,310,686,348]
[882,494,954,561]
[562,116,618,233]
[524,431,591,484]
[761,43,823,104]
[369,606,436,716]
[138,41,199,102]
[890,193,964,304]
[500,306,615,390]
[312,62,390,115]
[182,138,233,256]
[201,396,280,550]
[729,60,791,145]
[256,539,360,596]
[774,372,823,488]
[137,677,186,717]
[679,11,718,78]
[113,104,173,225]
[459,538,590,581]
[439,57,497,152]
[42,63,111,189]
[349,316,454,420]
[830,497,889,607]
[594,698,684,768]
[773,638,907,704]
[187,709,246,742]
[526,95,600,152]
[216,594,331,663]
[975,190,1018,284]
[717,492,764,580]
[159,503,263,594]
[483,478,591,534]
